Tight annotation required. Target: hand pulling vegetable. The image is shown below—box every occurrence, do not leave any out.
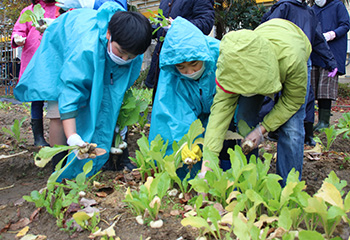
[19,4,54,33]
[110,125,127,155]
[241,125,265,155]
[181,144,202,164]
[13,34,26,46]
[67,133,102,159]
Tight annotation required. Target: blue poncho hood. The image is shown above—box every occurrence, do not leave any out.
[149,17,219,155]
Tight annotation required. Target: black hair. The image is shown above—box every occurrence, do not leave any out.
[108,11,152,56]
[32,0,56,5]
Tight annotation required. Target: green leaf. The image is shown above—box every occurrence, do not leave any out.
[203,147,222,179]
[298,230,324,240]
[344,191,350,211]
[315,182,344,209]
[278,207,292,230]
[233,215,250,240]
[19,9,36,24]
[327,206,346,220]
[83,160,93,175]
[155,172,171,200]
[73,211,92,227]
[324,171,347,196]
[75,172,86,186]
[34,145,75,168]
[33,4,45,20]
[186,119,204,149]
[181,216,214,235]
[189,177,210,193]
[2,126,15,138]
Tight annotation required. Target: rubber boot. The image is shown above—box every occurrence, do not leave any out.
[31,119,50,146]
[304,122,316,147]
[117,147,137,171]
[314,108,331,132]
[52,151,68,172]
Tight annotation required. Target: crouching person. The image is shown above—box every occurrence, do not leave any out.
[202,19,312,187]
[14,2,152,181]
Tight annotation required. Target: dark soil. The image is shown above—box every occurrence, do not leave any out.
[0,97,350,239]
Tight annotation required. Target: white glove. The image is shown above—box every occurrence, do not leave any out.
[13,34,26,46]
[110,141,127,155]
[323,31,336,42]
[67,133,88,159]
[56,0,94,10]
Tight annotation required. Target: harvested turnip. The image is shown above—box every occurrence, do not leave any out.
[136,215,144,225]
[79,191,86,197]
[242,139,254,155]
[150,219,163,228]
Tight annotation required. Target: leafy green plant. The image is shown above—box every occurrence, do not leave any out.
[131,87,152,131]
[314,125,348,151]
[23,160,94,227]
[21,102,31,113]
[131,119,205,194]
[73,211,100,232]
[181,196,223,239]
[0,101,13,110]
[337,112,350,139]
[148,8,171,40]
[304,178,350,239]
[124,172,171,224]
[130,133,169,181]
[19,4,45,28]
[115,89,151,147]
[2,117,27,146]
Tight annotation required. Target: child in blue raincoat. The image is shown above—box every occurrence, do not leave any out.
[148,17,220,178]
[14,2,152,181]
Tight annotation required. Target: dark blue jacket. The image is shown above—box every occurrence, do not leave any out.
[262,0,337,71]
[311,0,350,75]
[157,0,215,36]
[145,0,215,88]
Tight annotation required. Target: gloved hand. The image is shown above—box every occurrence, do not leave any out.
[110,140,127,154]
[56,0,94,10]
[328,68,338,78]
[241,125,264,155]
[110,125,128,154]
[323,31,336,42]
[36,24,48,33]
[181,144,202,164]
[13,34,26,46]
[67,133,89,159]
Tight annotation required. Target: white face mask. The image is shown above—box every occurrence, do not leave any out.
[180,63,206,80]
[315,0,326,7]
[107,38,133,65]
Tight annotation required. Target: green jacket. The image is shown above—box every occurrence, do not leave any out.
[204,19,311,155]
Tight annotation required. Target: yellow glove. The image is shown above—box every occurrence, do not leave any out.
[181,144,202,164]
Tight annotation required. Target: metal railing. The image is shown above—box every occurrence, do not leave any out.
[1,23,19,96]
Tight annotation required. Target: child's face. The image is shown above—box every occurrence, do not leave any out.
[175,61,203,75]
[106,31,136,61]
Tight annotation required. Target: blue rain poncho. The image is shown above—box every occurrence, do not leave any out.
[14,2,143,181]
[149,17,219,154]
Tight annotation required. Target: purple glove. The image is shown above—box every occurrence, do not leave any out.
[328,68,338,78]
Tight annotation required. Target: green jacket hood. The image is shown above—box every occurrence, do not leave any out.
[216,29,281,96]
